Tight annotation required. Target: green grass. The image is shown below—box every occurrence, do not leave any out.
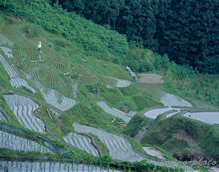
[123,113,155,138]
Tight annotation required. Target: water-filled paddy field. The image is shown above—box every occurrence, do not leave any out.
[136,83,192,107]
[0,53,36,93]
[0,33,14,46]
[32,80,77,111]
[0,130,52,153]
[182,111,219,124]
[73,123,194,171]
[143,107,181,119]
[0,161,122,172]
[63,133,99,156]
[4,94,45,133]
[97,101,131,123]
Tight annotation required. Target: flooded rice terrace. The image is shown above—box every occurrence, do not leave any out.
[0,161,122,172]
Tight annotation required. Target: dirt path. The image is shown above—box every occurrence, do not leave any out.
[138,74,165,83]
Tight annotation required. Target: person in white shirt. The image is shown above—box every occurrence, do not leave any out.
[37,42,41,51]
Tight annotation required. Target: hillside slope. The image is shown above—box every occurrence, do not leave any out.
[0,1,218,171]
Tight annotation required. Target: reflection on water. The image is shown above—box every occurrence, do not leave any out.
[182,111,219,124]
[32,79,76,111]
[0,161,122,172]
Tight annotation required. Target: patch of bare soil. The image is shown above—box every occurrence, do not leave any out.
[138,74,165,83]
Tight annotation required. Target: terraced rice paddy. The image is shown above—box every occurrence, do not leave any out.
[2,25,42,61]
[0,54,36,93]
[73,123,144,162]
[64,79,79,98]
[38,65,60,88]
[144,107,180,119]
[44,47,63,62]
[0,54,18,78]
[73,123,194,171]
[127,111,137,117]
[73,66,90,76]
[4,94,45,133]
[0,161,121,172]
[12,50,25,65]
[0,112,7,122]
[10,78,36,93]
[80,76,98,85]
[0,130,52,153]
[0,33,14,46]
[0,46,13,58]
[23,63,39,79]
[32,80,77,111]
[96,75,113,88]
[107,77,131,88]
[182,111,219,124]
[63,133,99,156]
[50,60,68,73]
[160,93,192,107]
[97,101,131,123]
[136,83,192,107]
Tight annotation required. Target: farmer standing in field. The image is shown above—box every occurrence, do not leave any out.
[37,42,41,51]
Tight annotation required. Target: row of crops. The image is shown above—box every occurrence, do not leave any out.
[80,76,98,85]
[64,78,79,98]
[0,161,121,172]
[23,63,39,79]
[73,66,99,86]
[97,101,131,123]
[72,123,194,171]
[44,47,63,62]
[38,65,60,88]
[73,66,91,76]
[96,75,113,88]
[12,50,25,65]
[0,33,14,46]
[2,24,43,62]
[0,130,52,154]
[73,122,144,162]
[32,79,77,111]
[4,94,45,133]
[0,54,18,78]
[0,53,36,93]
[63,133,99,156]
[50,59,68,73]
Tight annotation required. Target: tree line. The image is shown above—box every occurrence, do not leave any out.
[55,0,219,74]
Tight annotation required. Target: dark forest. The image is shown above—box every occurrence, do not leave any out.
[55,0,219,74]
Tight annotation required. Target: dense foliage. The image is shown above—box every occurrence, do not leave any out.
[55,0,219,74]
